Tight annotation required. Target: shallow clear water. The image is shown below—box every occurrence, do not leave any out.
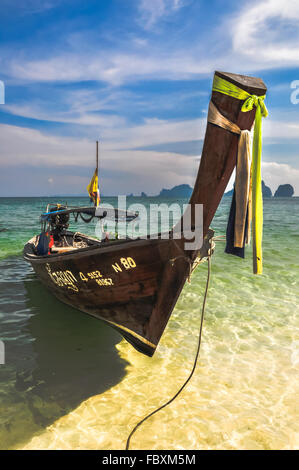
[0,197,298,450]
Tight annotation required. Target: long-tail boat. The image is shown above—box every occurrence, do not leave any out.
[23,71,267,357]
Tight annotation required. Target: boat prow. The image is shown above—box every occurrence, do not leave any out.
[24,70,267,356]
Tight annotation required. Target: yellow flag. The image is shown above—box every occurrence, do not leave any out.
[87,170,100,206]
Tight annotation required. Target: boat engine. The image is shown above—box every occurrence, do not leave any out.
[49,205,70,245]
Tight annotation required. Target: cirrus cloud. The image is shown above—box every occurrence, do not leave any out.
[232,0,299,67]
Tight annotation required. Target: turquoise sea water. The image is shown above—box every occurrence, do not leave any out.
[0,196,298,450]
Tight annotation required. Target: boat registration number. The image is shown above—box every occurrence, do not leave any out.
[45,256,137,292]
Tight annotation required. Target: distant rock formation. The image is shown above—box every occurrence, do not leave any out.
[262,180,272,198]
[224,180,272,198]
[133,180,294,199]
[274,184,294,198]
[158,184,193,198]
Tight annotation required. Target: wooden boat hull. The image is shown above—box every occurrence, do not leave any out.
[24,233,213,356]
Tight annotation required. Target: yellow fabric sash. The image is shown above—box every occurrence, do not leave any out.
[212,75,268,274]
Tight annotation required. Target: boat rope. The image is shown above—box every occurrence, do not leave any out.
[169,255,193,283]
[79,212,94,223]
[213,235,226,242]
[125,250,212,451]
[169,238,214,283]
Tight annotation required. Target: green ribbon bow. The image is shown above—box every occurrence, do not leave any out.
[212,75,268,274]
[241,94,268,117]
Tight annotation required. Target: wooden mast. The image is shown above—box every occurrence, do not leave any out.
[96,140,99,207]
[96,140,99,173]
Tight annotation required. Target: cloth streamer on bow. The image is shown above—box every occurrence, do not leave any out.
[208,101,252,255]
[211,75,268,274]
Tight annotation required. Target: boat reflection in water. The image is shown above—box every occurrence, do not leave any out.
[0,260,126,450]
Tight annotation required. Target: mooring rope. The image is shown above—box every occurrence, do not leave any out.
[125,251,212,451]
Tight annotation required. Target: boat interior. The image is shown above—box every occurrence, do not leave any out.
[24,203,140,257]
[24,230,136,259]
[24,203,214,260]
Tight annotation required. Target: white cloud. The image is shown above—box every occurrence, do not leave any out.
[0,114,206,161]
[4,0,59,15]
[4,84,208,132]
[0,124,94,167]
[0,102,207,155]
[1,0,299,89]
[103,116,206,149]
[5,102,126,128]
[6,94,299,146]
[0,122,200,195]
[1,121,298,196]
[6,51,212,86]
[232,0,299,67]
[138,0,186,29]
[263,118,299,139]
[0,121,298,196]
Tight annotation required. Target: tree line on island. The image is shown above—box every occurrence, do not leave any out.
[130,182,294,198]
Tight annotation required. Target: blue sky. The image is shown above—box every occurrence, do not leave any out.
[0,0,299,196]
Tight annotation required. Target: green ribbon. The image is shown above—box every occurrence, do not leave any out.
[212,75,268,274]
